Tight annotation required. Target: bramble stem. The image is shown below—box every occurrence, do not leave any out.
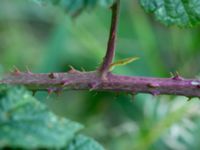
[1,71,200,98]
[99,0,120,76]
[1,0,200,99]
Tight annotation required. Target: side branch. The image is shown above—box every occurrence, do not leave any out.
[99,0,120,75]
[1,71,200,98]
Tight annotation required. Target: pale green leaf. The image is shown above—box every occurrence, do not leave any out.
[0,87,83,149]
[140,0,200,27]
[109,57,139,71]
[66,134,105,150]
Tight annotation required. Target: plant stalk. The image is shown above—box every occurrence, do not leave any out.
[1,71,200,98]
[99,0,120,76]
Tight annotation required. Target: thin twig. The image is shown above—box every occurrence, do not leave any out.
[99,0,120,76]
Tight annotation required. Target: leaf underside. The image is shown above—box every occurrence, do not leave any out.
[0,86,105,149]
[139,0,200,27]
[0,87,83,149]
[67,134,104,150]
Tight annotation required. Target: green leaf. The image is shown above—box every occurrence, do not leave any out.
[33,0,115,16]
[109,56,139,71]
[0,85,10,98]
[66,134,104,150]
[0,87,83,149]
[139,0,200,27]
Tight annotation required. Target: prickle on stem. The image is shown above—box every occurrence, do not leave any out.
[171,71,184,81]
[54,88,62,96]
[89,82,100,91]
[47,88,54,95]
[68,65,81,74]
[151,91,160,96]
[48,73,59,79]
[47,88,62,96]
[26,66,32,74]
[61,79,72,87]
[147,83,160,88]
[11,66,21,76]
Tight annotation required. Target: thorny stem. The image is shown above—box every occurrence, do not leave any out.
[99,0,120,76]
[1,0,200,99]
[1,71,200,98]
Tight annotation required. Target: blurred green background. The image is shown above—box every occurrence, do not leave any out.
[1,0,200,150]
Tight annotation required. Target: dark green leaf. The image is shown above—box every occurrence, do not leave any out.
[33,0,115,16]
[140,0,200,27]
[0,87,83,149]
[66,134,104,150]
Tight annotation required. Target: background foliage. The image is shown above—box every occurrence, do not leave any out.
[1,0,200,149]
